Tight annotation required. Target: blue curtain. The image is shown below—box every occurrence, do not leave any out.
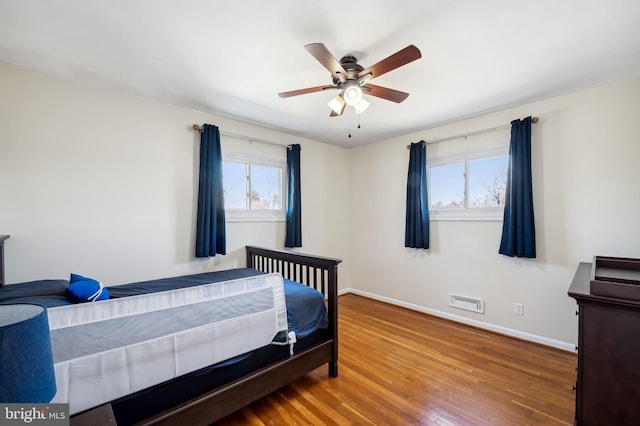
[285,144,302,248]
[405,141,430,249]
[499,117,536,258]
[195,124,226,257]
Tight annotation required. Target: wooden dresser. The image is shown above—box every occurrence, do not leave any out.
[568,262,640,426]
[0,235,9,287]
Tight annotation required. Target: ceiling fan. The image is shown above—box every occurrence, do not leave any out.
[279,43,422,117]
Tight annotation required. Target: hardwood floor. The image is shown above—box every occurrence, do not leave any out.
[216,294,577,425]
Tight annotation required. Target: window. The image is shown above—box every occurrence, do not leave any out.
[428,145,508,221]
[468,157,507,208]
[222,155,286,222]
[249,164,282,210]
[430,162,465,209]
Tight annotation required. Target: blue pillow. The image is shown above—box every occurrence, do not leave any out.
[66,273,110,303]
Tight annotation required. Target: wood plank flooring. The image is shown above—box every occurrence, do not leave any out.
[216,294,577,425]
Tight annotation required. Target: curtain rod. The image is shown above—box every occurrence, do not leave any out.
[406,117,539,149]
[192,124,293,149]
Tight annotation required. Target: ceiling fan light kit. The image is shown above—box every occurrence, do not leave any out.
[279,43,421,117]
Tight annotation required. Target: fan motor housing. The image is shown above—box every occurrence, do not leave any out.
[332,55,364,85]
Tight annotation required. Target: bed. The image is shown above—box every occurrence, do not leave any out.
[0,245,341,425]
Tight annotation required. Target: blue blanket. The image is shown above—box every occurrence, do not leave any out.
[0,268,327,338]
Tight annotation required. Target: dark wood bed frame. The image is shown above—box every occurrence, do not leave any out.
[71,245,342,426]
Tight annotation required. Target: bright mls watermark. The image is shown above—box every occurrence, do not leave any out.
[0,404,69,426]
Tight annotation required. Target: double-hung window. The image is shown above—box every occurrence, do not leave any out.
[222,153,286,222]
[428,144,508,221]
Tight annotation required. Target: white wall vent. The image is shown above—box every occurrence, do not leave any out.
[449,294,484,314]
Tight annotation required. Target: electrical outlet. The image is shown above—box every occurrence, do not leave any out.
[514,303,524,316]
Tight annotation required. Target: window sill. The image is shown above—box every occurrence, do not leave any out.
[226,211,286,223]
[430,208,504,222]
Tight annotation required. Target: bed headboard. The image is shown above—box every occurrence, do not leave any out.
[245,246,341,298]
[246,245,342,377]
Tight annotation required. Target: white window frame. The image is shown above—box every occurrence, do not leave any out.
[222,153,287,223]
[428,143,508,221]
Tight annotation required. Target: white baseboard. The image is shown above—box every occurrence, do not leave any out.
[338,288,575,353]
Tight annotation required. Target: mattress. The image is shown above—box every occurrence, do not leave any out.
[47,273,288,415]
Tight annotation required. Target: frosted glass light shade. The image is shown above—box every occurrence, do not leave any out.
[343,85,363,106]
[328,94,346,115]
[354,98,370,115]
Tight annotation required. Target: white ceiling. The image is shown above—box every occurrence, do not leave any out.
[1,1,639,147]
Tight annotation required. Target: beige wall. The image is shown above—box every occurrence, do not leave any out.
[348,78,640,348]
[0,62,351,287]
[2,59,639,349]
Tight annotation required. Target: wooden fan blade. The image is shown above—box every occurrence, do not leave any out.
[358,45,421,80]
[279,85,335,98]
[305,43,348,82]
[329,109,342,117]
[363,84,410,103]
